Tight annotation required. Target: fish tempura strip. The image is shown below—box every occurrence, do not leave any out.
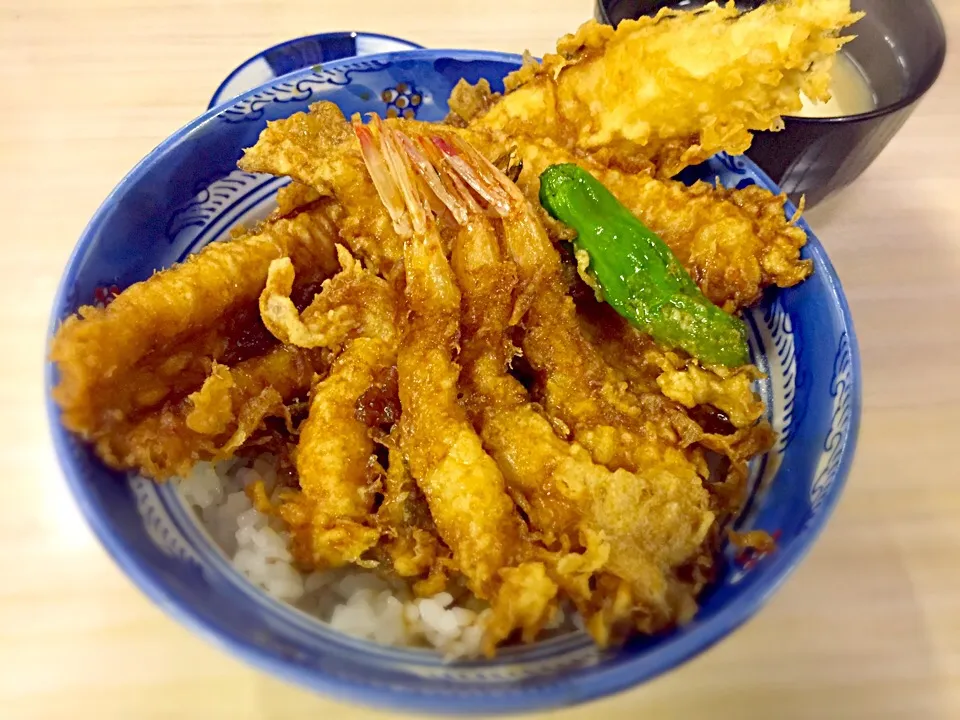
[573,293,665,395]
[260,248,401,570]
[357,117,559,650]
[462,0,861,175]
[239,102,405,282]
[86,240,332,426]
[510,140,812,310]
[596,176,811,311]
[51,206,340,438]
[97,344,323,479]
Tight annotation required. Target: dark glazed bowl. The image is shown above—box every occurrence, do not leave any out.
[597,0,947,207]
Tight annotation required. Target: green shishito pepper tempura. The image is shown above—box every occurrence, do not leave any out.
[539,164,749,367]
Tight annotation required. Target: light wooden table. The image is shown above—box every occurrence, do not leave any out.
[2,1,958,718]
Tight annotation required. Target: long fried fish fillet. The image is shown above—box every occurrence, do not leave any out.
[51,205,340,439]
[509,140,812,311]
[461,0,861,176]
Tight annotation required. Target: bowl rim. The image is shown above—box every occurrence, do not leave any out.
[208,31,426,110]
[45,47,863,715]
[594,0,948,124]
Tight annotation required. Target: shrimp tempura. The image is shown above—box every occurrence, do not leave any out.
[258,247,401,570]
[356,117,562,652]
[419,129,716,639]
[460,0,862,176]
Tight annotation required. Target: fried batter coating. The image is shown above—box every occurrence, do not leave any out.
[261,248,401,570]
[97,345,322,479]
[458,0,861,175]
[574,312,772,606]
[357,117,560,650]
[575,290,766,430]
[573,290,665,395]
[51,206,340,441]
[576,289,774,474]
[239,102,405,283]
[271,181,323,219]
[657,361,765,429]
[377,433,448,590]
[259,253,357,348]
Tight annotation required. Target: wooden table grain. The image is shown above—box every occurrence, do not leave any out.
[2,1,958,718]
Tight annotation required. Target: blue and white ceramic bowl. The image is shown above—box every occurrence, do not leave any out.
[46,49,861,715]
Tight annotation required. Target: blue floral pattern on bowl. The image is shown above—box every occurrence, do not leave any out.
[46,48,861,715]
[209,32,425,109]
[381,80,425,118]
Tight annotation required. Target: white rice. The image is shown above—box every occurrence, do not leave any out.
[175,457,495,659]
